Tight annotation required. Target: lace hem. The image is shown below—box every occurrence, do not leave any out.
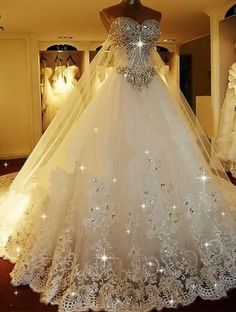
[3,251,236,312]
[3,167,236,312]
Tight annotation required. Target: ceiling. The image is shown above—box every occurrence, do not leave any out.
[0,0,226,43]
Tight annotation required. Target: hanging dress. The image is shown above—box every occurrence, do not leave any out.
[41,67,55,131]
[215,62,236,177]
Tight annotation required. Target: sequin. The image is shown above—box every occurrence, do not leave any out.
[109,17,160,90]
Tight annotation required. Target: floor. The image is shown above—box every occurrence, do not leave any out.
[0,159,236,312]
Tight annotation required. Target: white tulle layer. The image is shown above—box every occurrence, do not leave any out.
[1,70,236,311]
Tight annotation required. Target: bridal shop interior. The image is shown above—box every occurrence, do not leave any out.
[1,0,236,311]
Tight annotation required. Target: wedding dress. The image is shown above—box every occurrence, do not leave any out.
[41,67,55,131]
[52,65,79,115]
[42,65,79,130]
[63,65,79,92]
[52,65,67,110]
[1,17,236,312]
[215,63,236,177]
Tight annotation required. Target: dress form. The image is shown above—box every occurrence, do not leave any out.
[100,0,162,31]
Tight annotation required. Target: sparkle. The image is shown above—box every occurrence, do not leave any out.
[101,255,108,261]
[136,40,144,48]
[41,214,47,220]
[112,178,117,183]
[97,251,113,267]
[144,150,150,155]
[93,127,99,132]
[204,242,209,247]
[141,204,146,209]
[71,291,76,297]
[79,165,85,171]
[159,268,164,273]
[14,290,18,296]
[214,283,218,288]
[173,205,177,209]
[3,162,8,168]
[221,212,225,216]
[196,173,212,184]
[148,261,153,267]
[95,206,100,211]
[169,299,174,305]
[126,229,131,234]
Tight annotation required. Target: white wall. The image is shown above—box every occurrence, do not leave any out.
[181,35,211,105]
[0,34,41,159]
[196,96,213,139]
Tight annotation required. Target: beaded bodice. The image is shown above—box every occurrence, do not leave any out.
[108,17,161,90]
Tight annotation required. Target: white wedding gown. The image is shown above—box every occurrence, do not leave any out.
[42,65,79,131]
[215,63,236,177]
[63,65,79,92]
[41,67,55,131]
[1,17,236,312]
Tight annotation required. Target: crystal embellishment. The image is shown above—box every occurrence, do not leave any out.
[109,17,161,90]
[117,65,156,91]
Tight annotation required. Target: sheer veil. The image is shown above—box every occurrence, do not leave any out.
[0,36,235,255]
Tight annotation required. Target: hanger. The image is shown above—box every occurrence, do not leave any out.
[66,54,76,66]
[40,55,47,68]
[55,53,63,65]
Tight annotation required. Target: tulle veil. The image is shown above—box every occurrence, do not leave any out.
[0,36,235,255]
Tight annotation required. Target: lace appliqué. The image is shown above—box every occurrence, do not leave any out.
[83,176,117,233]
[109,17,160,91]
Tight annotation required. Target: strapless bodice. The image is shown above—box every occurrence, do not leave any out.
[108,17,161,90]
[109,17,160,49]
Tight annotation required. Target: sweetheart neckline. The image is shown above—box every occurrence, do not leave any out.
[109,16,160,29]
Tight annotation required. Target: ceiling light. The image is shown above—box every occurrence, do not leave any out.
[58,36,73,39]
[163,39,176,43]
[0,26,4,31]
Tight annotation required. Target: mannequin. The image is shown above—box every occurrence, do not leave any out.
[100,0,162,31]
